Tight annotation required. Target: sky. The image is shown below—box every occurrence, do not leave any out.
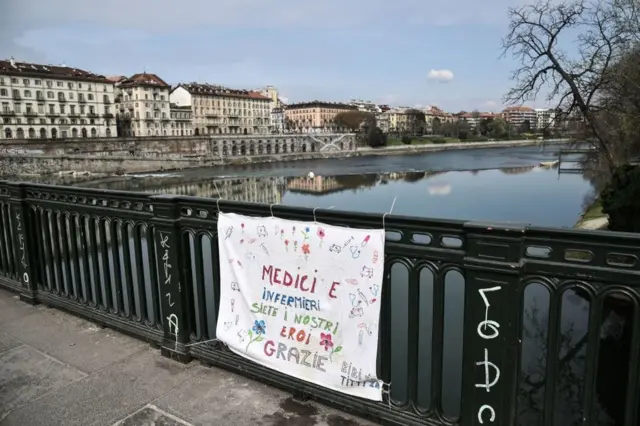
[1,0,556,112]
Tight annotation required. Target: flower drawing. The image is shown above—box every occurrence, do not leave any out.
[284,239,290,251]
[246,319,266,352]
[241,223,245,233]
[320,333,342,361]
[292,226,296,236]
[317,227,326,247]
[294,241,298,252]
[301,243,311,260]
[280,229,285,238]
[301,226,311,240]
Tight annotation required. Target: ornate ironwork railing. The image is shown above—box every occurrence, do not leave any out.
[1,180,639,426]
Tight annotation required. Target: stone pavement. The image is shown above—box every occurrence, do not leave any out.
[0,288,378,426]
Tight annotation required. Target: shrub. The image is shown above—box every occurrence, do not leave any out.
[600,164,640,232]
[401,135,412,144]
[429,138,447,144]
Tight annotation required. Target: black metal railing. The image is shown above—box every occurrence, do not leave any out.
[1,180,639,426]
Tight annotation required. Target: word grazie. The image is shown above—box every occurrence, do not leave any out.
[262,264,341,298]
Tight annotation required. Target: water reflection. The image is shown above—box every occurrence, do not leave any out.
[75,164,593,228]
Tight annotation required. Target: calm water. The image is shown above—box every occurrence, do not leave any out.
[75,143,593,228]
[43,144,631,424]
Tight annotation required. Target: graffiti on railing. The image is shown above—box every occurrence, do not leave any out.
[159,231,179,342]
[475,286,502,424]
[15,212,29,285]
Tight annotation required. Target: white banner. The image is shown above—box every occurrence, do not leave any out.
[216,212,385,400]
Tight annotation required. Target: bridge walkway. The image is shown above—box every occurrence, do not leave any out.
[0,288,374,426]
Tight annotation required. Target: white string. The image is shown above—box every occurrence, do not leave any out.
[382,196,397,230]
[214,181,222,214]
[185,338,225,348]
[269,203,275,218]
[312,205,335,223]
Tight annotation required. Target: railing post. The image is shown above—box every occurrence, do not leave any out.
[150,194,192,363]
[460,222,524,426]
[8,183,38,304]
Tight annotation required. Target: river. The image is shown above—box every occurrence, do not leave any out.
[72,143,592,228]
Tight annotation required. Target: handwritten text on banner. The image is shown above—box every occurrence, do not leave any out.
[216,212,385,400]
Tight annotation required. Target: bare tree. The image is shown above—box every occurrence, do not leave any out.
[502,0,639,168]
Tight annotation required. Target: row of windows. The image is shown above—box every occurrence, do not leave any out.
[193,97,270,109]
[1,102,109,115]
[0,77,109,91]
[0,88,111,103]
[2,127,112,139]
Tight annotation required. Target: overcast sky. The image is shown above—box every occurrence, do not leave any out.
[1,0,559,111]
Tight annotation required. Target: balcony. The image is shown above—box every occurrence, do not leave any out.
[78,97,86,103]
[153,104,160,110]
[104,98,111,104]
[103,113,114,119]
[12,93,21,100]
[68,114,80,118]
[24,111,38,117]
[36,95,45,102]
[0,110,15,116]
[46,112,59,117]
[58,97,67,103]
[87,112,98,118]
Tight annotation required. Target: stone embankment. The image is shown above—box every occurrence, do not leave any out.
[0,135,569,177]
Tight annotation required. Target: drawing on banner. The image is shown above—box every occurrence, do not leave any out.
[215,212,386,401]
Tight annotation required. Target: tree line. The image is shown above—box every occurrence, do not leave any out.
[502,0,639,232]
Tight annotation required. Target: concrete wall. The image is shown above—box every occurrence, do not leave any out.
[0,133,357,176]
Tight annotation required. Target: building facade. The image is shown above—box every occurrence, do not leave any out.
[382,107,426,134]
[271,107,285,133]
[170,104,193,136]
[502,106,537,130]
[535,108,557,130]
[349,99,382,113]
[284,101,357,133]
[0,58,117,139]
[114,73,171,137]
[170,83,271,136]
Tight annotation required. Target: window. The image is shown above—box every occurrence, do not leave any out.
[78,83,82,89]
[14,104,21,113]
[88,94,93,100]
[80,105,85,114]
[69,93,74,99]
[24,90,31,97]
[46,81,52,88]
[60,105,65,114]
[23,79,29,85]
[0,89,6,96]
[35,80,41,85]
[11,78,18,84]
[67,82,73,89]
[70,105,75,114]
[49,105,55,114]
[47,91,54,98]
[89,106,94,114]
[57,81,63,87]
[88,85,92,91]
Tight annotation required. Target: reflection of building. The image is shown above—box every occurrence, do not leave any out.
[0,57,117,139]
[286,176,346,194]
[128,176,286,204]
[500,165,536,174]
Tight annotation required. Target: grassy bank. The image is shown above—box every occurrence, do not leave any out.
[386,135,558,146]
[575,198,608,230]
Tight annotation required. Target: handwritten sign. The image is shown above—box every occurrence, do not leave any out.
[475,286,502,424]
[216,212,385,400]
[15,211,29,286]
[158,231,179,342]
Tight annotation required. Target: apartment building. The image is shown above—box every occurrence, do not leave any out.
[0,58,117,139]
[535,108,556,130]
[170,83,271,135]
[349,99,382,114]
[170,104,193,136]
[424,106,454,133]
[382,107,426,134]
[271,107,285,133]
[113,73,171,137]
[284,101,357,133]
[502,106,537,130]
[455,111,499,130]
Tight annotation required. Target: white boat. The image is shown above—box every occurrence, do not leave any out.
[307,172,315,179]
[539,160,559,167]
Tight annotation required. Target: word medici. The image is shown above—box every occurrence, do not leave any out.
[262,264,341,298]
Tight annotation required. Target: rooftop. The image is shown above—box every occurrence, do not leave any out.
[118,72,170,88]
[176,83,270,100]
[286,101,357,110]
[503,106,535,112]
[0,58,111,84]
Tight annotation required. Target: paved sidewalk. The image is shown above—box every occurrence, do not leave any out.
[0,288,377,426]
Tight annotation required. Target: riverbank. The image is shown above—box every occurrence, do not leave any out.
[0,138,570,178]
[575,198,609,230]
